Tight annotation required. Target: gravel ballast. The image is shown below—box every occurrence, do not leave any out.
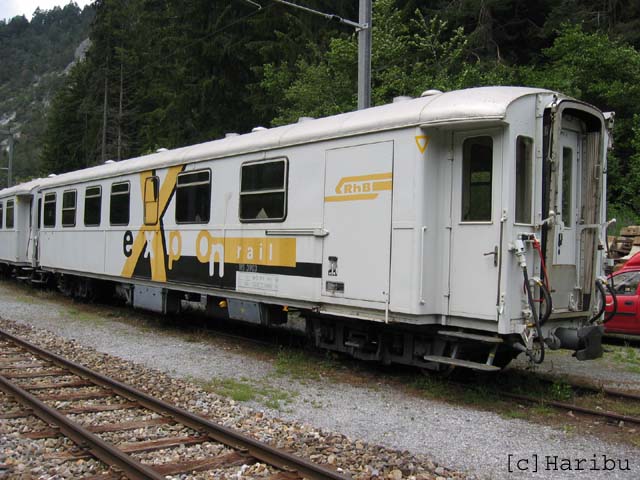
[1,280,639,479]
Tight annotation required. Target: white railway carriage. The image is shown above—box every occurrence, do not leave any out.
[0,87,614,371]
[0,178,53,273]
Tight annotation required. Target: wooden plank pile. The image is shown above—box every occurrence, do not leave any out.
[608,226,640,268]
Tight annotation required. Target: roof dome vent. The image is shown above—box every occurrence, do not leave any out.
[225,132,240,138]
[104,159,116,164]
[392,96,412,103]
[156,148,168,153]
[297,116,314,123]
[47,173,57,178]
[251,126,268,132]
[420,89,443,97]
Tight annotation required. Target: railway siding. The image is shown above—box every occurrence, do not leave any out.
[0,280,639,479]
[0,317,464,480]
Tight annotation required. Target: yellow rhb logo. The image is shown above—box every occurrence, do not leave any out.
[324,172,392,202]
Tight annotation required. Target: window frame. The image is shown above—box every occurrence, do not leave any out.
[460,136,494,224]
[514,135,534,225]
[5,199,14,229]
[175,168,212,225]
[239,157,288,223]
[61,189,77,228]
[109,181,131,226]
[43,192,57,228]
[0,200,3,229]
[84,185,102,227]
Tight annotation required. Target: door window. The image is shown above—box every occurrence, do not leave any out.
[515,136,533,224]
[6,199,14,229]
[461,136,493,222]
[43,193,56,228]
[562,147,573,227]
[144,177,159,225]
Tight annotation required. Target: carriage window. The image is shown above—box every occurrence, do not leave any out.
[84,186,102,227]
[0,202,3,229]
[461,137,493,222]
[240,159,287,222]
[176,170,211,223]
[6,199,14,229]
[44,193,56,228]
[515,136,533,224]
[110,182,130,226]
[144,176,159,225]
[62,190,77,227]
[562,147,573,227]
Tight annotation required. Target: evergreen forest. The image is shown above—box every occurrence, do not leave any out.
[2,0,640,223]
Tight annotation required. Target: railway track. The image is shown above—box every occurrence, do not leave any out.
[0,328,349,480]
[497,386,640,426]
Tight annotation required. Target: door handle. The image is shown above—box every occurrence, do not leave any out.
[624,301,634,306]
[483,246,499,267]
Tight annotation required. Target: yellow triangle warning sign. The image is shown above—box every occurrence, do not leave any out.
[415,135,430,154]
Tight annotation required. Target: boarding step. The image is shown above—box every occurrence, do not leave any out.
[14,276,31,281]
[423,355,501,372]
[437,330,503,343]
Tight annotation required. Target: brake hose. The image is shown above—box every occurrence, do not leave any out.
[521,264,545,364]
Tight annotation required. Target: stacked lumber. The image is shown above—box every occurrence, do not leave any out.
[608,226,640,269]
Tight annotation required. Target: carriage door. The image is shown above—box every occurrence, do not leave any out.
[449,132,502,320]
[554,129,580,265]
[322,141,394,303]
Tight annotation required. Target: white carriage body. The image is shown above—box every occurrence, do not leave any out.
[0,87,611,368]
[0,178,51,266]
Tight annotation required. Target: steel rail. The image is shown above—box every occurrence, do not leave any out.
[0,374,164,480]
[500,391,640,425]
[0,329,350,480]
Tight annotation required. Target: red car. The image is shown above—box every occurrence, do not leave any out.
[605,252,640,335]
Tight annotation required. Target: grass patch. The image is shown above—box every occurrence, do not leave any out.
[610,345,640,373]
[502,409,528,420]
[198,377,297,410]
[273,348,337,380]
[66,308,102,323]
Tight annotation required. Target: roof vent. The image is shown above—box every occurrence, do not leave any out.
[104,159,116,164]
[251,126,268,132]
[225,132,240,138]
[392,96,413,103]
[47,174,57,178]
[421,89,443,97]
[156,148,168,153]
[297,116,314,123]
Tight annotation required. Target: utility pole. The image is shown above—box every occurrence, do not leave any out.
[357,0,372,110]
[267,0,372,109]
[0,128,15,188]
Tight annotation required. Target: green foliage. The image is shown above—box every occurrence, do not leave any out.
[259,0,518,126]
[517,24,640,213]
[0,4,93,184]
[2,0,640,224]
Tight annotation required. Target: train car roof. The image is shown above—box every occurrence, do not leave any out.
[0,177,55,198]
[7,86,555,192]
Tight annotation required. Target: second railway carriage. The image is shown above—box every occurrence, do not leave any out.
[7,86,614,371]
[0,178,53,274]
